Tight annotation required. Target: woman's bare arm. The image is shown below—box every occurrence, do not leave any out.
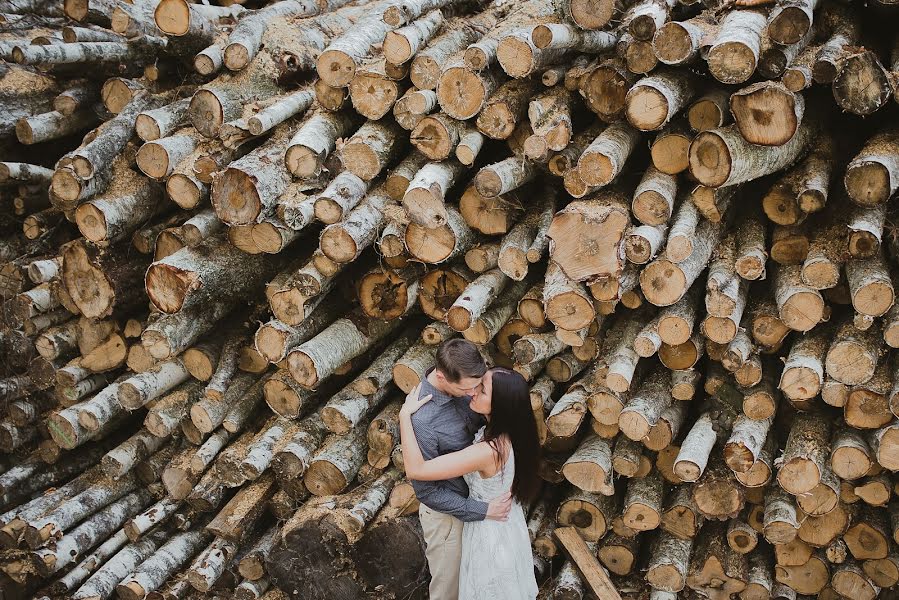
[399,385,495,481]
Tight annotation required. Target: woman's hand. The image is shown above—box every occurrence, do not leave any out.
[401,383,433,417]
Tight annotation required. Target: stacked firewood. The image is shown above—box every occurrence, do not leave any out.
[1,0,899,597]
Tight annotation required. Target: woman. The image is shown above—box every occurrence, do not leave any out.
[400,367,541,600]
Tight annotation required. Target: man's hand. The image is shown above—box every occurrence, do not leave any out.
[401,383,433,418]
[485,491,512,521]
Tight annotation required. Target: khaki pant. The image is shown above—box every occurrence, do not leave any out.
[419,503,463,600]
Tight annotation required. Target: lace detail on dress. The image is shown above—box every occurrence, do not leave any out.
[458,428,538,600]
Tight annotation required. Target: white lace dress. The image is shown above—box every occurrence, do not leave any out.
[458,428,539,600]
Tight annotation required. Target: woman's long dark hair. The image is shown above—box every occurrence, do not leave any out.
[483,368,541,505]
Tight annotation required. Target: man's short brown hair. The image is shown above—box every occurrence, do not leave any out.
[436,339,486,382]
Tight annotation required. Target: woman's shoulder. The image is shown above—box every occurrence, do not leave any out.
[474,433,512,462]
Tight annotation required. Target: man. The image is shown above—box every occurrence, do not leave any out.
[409,338,513,600]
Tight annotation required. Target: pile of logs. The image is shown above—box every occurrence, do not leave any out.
[1,0,899,597]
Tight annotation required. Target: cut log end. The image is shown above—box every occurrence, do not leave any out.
[190,89,226,138]
[688,131,732,187]
[317,49,357,88]
[153,0,191,36]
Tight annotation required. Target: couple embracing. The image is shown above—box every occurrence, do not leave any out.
[399,338,540,600]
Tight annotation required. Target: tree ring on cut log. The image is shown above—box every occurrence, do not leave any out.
[141,330,174,359]
[734,457,770,488]
[270,289,309,325]
[477,103,516,140]
[694,481,742,519]
[707,42,757,84]
[777,458,819,495]
[864,557,899,588]
[73,203,109,242]
[251,222,286,253]
[730,85,801,146]
[833,52,895,117]
[779,365,821,400]
[459,187,521,235]
[189,89,226,137]
[437,67,488,120]
[640,260,687,307]
[51,168,83,203]
[410,118,453,160]
[581,68,630,121]
[545,291,595,332]
[46,412,79,449]
[625,42,657,75]
[702,317,737,345]
[305,462,347,496]
[626,87,670,131]
[796,480,837,516]
[767,8,810,45]
[673,460,700,482]
[418,269,469,319]
[340,143,384,181]
[651,131,690,174]
[832,567,878,600]
[64,0,90,20]
[569,0,616,30]
[224,45,251,71]
[657,315,692,346]
[100,78,137,115]
[62,244,115,318]
[286,145,323,178]
[689,131,732,187]
[845,161,891,206]
[848,388,892,429]
[659,340,699,370]
[404,186,448,228]
[523,136,549,162]
[405,222,457,264]
[724,443,754,474]
[145,263,197,314]
[410,56,440,91]
[558,501,607,541]
[653,23,694,64]
[263,377,306,419]
[688,99,726,132]
[318,49,358,87]
[854,280,894,317]
[530,25,556,49]
[320,228,360,264]
[577,153,615,186]
[802,261,839,290]
[135,142,171,180]
[825,342,876,386]
[383,32,413,65]
[153,0,191,35]
[214,167,262,225]
[495,37,534,78]
[775,554,828,594]
[618,413,651,442]
[848,230,879,258]
[358,270,414,320]
[134,114,162,142]
[632,190,670,226]
[779,291,824,332]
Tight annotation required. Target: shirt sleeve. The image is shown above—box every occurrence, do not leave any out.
[409,413,489,522]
